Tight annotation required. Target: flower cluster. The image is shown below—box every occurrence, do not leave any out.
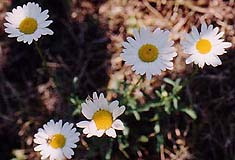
[121,23,232,79]
[34,92,125,160]
[4,2,232,160]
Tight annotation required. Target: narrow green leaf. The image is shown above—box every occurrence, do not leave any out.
[180,108,197,120]
[150,114,159,122]
[105,147,112,160]
[133,111,141,120]
[154,122,160,134]
[173,98,178,109]
[156,134,164,152]
[70,98,76,105]
[163,78,175,86]
[155,90,162,97]
[138,135,149,143]
[164,101,171,114]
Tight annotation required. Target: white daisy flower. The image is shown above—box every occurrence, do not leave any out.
[34,120,80,160]
[120,27,177,80]
[4,2,53,45]
[180,22,232,68]
[77,92,125,138]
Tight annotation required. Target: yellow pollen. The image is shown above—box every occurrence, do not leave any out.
[19,17,38,34]
[196,39,212,54]
[138,44,159,62]
[49,134,66,149]
[92,110,113,130]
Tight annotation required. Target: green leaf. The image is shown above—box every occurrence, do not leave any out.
[164,100,171,114]
[180,108,197,120]
[72,107,81,116]
[155,90,162,97]
[118,139,130,158]
[69,97,76,105]
[138,135,149,143]
[105,147,112,160]
[163,78,175,86]
[150,114,159,122]
[156,134,164,152]
[127,98,137,109]
[123,127,129,136]
[133,110,141,120]
[173,85,183,94]
[173,97,178,109]
[138,102,162,112]
[156,134,164,144]
[175,78,181,85]
[154,122,160,134]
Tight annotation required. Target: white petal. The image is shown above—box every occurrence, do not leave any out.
[92,92,98,100]
[55,120,63,133]
[112,119,124,130]
[127,37,138,47]
[16,35,25,42]
[83,127,89,134]
[81,102,96,119]
[40,28,54,35]
[133,28,140,41]
[201,22,208,34]
[38,20,53,28]
[113,105,126,120]
[76,121,89,128]
[61,122,72,135]
[33,137,47,144]
[191,26,200,40]
[34,144,47,151]
[62,147,74,159]
[146,73,152,80]
[185,55,195,64]
[122,41,131,49]
[96,130,105,137]
[37,10,49,23]
[84,120,97,137]
[87,133,93,138]
[221,42,232,48]
[105,128,117,138]
[109,100,119,112]
[98,93,109,110]
[43,120,56,136]
[210,55,222,67]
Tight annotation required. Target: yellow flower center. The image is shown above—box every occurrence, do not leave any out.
[49,134,66,149]
[92,110,113,130]
[19,17,38,34]
[196,39,212,54]
[138,44,159,62]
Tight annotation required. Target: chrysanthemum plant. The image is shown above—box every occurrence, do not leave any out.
[70,23,231,159]
[4,2,232,159]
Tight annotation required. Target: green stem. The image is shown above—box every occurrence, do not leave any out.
[34,41,47,71]
[127,75,144,96]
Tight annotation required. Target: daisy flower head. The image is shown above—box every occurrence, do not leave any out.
[120,27,177,80]
[180,22,232,68]
[77,92,125,138]
[34,120,80,160]
[4,2,53,45]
